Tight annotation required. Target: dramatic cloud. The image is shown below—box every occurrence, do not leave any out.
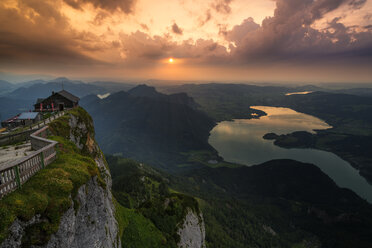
[63,0,137,13]
[0,0,111,71]
[222,17,260,45]
[212,0,233,14]
[171,23,183,35]
[0,0,371,81]
[118,31,228,64]
[197,9,213,27]
[224,0,372,65]
[116,0,372,67]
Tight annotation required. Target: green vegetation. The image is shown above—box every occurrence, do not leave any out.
[0,107,103,246]
[114,200,166,248]
[180,150,241,168]
[168,159,372,248]
[108,155,202,248]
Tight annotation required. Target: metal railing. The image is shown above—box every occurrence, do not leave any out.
[0,125,59,198]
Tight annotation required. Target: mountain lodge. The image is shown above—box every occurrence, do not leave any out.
[34,90,79,112]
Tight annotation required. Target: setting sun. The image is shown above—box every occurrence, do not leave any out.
[168,58,174,63]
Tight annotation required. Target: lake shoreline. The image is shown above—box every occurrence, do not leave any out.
[262,129,372,185]
[209,106,372,203]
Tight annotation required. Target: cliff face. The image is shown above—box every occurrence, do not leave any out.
[45,158,119,248]
[177,209,206,248]
[0,108,120,248]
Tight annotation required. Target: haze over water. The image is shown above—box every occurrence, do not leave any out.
[209,106,372,203]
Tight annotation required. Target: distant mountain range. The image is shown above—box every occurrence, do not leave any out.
[0,77,135,121]
[81,85,215,170]
[0,80,15,94]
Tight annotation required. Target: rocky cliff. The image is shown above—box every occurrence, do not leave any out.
[0,108,120,248]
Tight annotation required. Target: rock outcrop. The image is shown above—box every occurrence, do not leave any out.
[177,209,206,248]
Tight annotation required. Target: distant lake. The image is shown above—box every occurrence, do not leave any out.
[285,91,313,96]
[97,93,110,99]
[209,106,372,203]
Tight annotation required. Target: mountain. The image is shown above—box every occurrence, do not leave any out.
[160,83,291,120]
[332,88,372,97]
[7,81,106,100]
[81,85,215,170]
[89,81,135,93]
[0,78,137,121]
[128,84,199,109]
[0,97,34,121]
[0,80,15,95]
[128,84,162,98]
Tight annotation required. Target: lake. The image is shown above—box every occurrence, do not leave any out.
[209,106,372,203]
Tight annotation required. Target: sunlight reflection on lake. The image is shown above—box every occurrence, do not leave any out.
[209,106,372,203]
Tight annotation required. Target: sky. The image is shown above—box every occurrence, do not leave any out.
[0,0,371,83]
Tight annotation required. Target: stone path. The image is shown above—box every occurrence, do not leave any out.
[0,142,32,170]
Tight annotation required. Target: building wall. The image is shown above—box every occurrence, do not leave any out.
[35,94,76,111]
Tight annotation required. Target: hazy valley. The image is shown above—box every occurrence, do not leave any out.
[2,78,372,247]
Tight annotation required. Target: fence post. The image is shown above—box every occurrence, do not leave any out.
[40,152,45,169]
[14,165,21,189]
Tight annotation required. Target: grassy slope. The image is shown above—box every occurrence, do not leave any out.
[107,155,202,248]
[114,200,167,248]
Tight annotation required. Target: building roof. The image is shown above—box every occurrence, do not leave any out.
[18,112,39,120]
[56,90,80,103]
[36,98,44,104]
[2,114,20,123]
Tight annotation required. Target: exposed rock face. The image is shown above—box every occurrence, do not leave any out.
[177,209,206,248]
[69,114,86,150]
[69,113,99,155]
[46,173,119,248]
[0,215,42,248]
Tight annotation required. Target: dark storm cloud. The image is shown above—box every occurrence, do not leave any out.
[171,23,183,35]
[63,0,137,13]
[0,0,104,67]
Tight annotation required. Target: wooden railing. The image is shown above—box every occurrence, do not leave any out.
[0,126,58,198]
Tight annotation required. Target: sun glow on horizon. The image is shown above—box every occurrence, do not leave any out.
[168,58,174,63]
